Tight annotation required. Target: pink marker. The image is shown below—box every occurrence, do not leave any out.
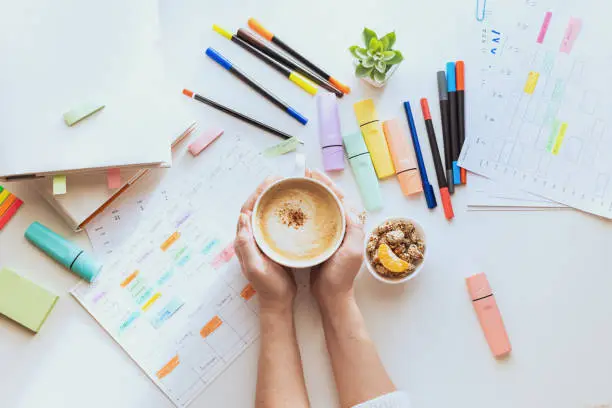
[466,273,512,358]
[188,128,224,156]
[316,92,344,171]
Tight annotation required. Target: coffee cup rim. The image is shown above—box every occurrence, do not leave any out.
[251,177,347,269]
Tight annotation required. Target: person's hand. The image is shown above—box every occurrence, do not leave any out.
[234,177,297,314]
[306,170,365,308]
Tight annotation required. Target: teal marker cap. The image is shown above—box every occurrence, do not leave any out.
[25,221,102,282]
[343,131,383,211]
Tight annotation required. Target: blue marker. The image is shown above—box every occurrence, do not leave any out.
[446,62,462,186]
[403,102,437,209]
[205,47,308,125]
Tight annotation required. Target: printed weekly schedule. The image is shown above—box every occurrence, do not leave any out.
[73,134,276,407]
[461,0,612,218]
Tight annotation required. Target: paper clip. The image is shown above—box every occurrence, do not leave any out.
[476,0,487,22]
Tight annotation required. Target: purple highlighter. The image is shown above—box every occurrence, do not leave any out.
[316,92,345,172]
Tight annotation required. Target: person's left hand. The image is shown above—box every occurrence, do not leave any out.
[234,177,297,314]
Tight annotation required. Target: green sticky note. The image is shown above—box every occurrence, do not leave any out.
[53,175,67,195]
[0,186,4,193]
[0,268,59,333]
[63,103,105,126]
[263,137,300,157]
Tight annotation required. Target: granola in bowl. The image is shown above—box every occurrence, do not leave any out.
[365,218,426,282]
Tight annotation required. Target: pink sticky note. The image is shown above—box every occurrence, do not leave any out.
[560,17,582,54]
[107,168,121,189]
[537,12,552,44]
[188,128,224,156]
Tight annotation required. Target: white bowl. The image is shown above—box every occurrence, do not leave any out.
[364,217,427,284]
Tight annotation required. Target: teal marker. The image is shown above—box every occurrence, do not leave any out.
[25,221,102,282]
[342,131,383,211]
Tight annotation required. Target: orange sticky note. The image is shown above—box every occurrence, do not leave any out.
[240,284,256,301]
[200,316,222,338]
[156,355,180,380]
[160,232,180,251]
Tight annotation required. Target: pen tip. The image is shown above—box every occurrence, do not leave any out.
[182,89,194,98]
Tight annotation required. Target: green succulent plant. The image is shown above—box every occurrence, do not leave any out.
[349,28,404,83]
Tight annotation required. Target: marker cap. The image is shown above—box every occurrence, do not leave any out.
[456,61,465,91]
[437,71,449,101]
[439,187,454,220]
[72,252,103,282]
[316,92,344,171]
[205,47,232,70]
[382,118,422,196]
[446,62,456,92]
[424,183,437,209]
[286,107,308,125]
[353,99,378,125]
[466,273,493,300]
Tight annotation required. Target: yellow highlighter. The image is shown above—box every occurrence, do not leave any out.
[353,99,395,179]
[212,24,318,96]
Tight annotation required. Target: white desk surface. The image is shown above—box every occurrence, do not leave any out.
[2,1,612,407]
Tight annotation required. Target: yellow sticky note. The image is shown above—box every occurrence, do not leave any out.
[524,72,540,95]
[552,123,568,155]
[53,175,67,195]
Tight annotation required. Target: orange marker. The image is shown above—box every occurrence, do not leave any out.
[248,18,350,94]
[466,273,511,359]
[456,61,467,184]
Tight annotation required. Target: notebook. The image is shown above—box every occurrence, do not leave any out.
[0,0,173,180]
[33,122,197,231]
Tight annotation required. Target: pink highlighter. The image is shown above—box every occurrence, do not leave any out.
[466,273,512,358]
[316,92,344,171]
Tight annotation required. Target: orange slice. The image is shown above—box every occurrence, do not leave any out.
[377,243,410,273]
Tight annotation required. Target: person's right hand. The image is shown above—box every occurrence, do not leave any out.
[306,170,365,307]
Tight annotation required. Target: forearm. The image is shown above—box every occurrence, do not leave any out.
[319,293,396,408]
[256,308,309,408]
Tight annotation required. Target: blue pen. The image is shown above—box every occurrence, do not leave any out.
[403,101,437,209]
[446,62,461,186]
[205,47,308,125]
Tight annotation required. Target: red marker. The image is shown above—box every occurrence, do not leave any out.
[420,98,454,220]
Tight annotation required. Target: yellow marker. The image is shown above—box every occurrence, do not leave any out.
[552,123,568,155]
[353,99,395,179]
[524,71,540,94]
[160,231,181,251]
[142,293,161,311]
[212,24,318,96]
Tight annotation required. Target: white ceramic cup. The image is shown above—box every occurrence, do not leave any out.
[364,217,427,284]
[251,176,346,269]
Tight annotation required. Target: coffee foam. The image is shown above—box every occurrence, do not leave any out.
[256,180,343,261]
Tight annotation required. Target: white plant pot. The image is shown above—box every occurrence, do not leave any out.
[354,61,399,88]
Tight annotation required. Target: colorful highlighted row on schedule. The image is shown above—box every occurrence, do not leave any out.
[0,185,23,230]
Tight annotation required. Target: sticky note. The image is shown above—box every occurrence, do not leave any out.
[0,198,23,230]
[188,128,224,156]
[560,17,582,54]
[0,189,10,207]
[53,175,67,195]
[107,168,121,189]
[0,268,59,333]
[552,123,568,155]
[240,283,256,301]
[0,193,15,216]
[200,316,222,338]
[537,12,553,44]
[524,72,540,94]
[160,231,180,251]
[263,136,300,157]
[63,103,105,126]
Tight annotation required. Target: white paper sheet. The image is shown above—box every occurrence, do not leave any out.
[460,0,612,218]
[74,135,278,407]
